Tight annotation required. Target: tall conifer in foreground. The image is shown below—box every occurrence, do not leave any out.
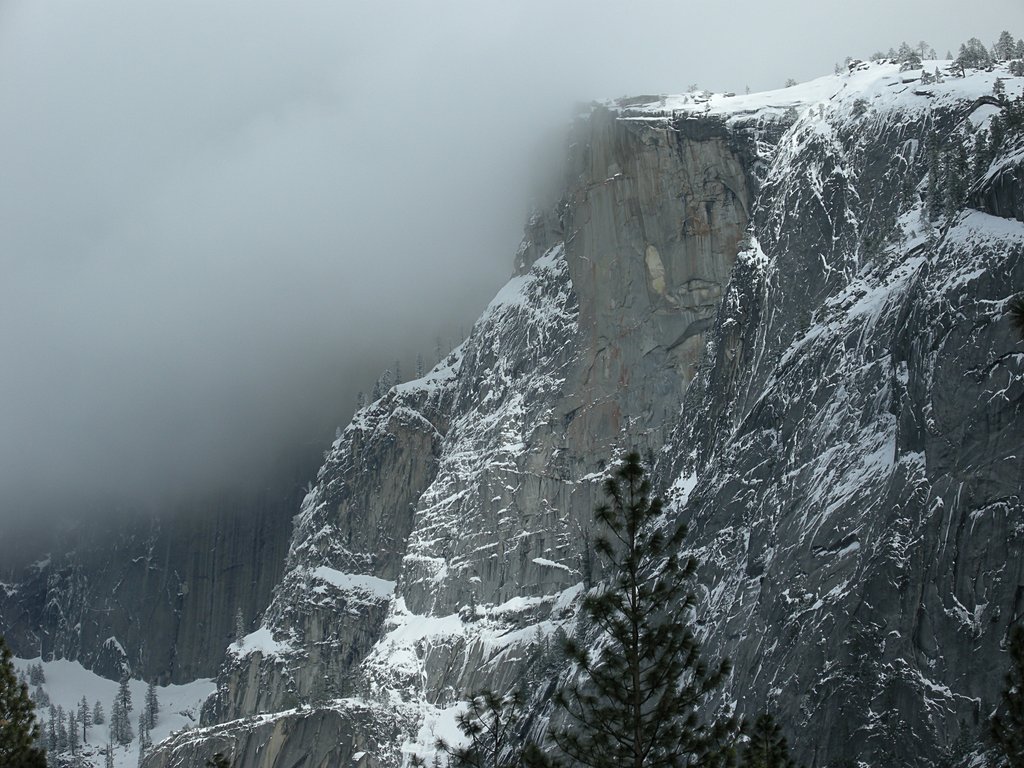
[533,452,734,768]
[0,636,46,767]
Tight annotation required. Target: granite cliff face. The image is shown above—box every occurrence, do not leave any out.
[199,92,755,722]
[143,62,1024,768]
[663,81,1024,765]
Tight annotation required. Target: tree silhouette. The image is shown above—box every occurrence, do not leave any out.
[740,713,797,768]
[0,636,46,767]
[436,689,528,767]
[534,452,734,767]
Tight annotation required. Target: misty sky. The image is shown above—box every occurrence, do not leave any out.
[1,0,1020,520]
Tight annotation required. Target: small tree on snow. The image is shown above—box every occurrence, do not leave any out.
[137,710,152,753]
[955,38,993,73]
[32,685,49,708]
[77,695,92,741]
[110,675,134,745]
[68,711,79,755]
[234,608,247,646]
[93,700,105,725]
[995,31,1017,60]
[145,680,159,729]
[56,706,68,754]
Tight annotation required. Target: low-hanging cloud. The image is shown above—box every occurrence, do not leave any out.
[0,0,1017,523]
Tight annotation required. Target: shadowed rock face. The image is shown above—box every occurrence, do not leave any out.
[148,67,1024,768]
[972,136,1024,223]
[665,94,1024,765]
[0,486,300,684]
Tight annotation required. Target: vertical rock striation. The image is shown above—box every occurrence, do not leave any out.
[0,486,300,684]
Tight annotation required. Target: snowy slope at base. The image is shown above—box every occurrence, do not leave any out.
[14,656,214,768]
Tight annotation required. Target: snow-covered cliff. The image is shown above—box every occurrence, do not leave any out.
[146,60,1024,768]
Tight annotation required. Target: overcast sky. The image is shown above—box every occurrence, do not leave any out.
[1,0,1020,522]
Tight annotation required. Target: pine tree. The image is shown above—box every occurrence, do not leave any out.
[991,624,1024,767]
[117,674,133,715]
[898,41,921,71]
[56,707,68,754]
[68,711,78,755]
[93,700,105,726]
[110,675,134,745]
[995,31,1017,60]
[925,123,946,218]
[105,742,115,768]
[416,353,425,379]
[47,705,57,753]
[740,713,796,768]
[28,663,44,687]
[234,608,246,646]
[32,686,49,708]
[942,128,970,215]
[144,681,159,730]
[956,38,993,72]
[78,696,91,742]
[137,710,151,753]
[534,452,734,768]
[110,697,124,744]
[437,689,527,768]
[973,129,993,180]
[0,637,47,767]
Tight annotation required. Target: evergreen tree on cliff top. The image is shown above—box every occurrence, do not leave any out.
[0,636,46,768]
[532,452,734,768]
